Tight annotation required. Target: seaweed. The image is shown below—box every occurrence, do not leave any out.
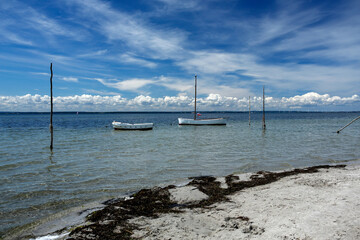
[68,164,345,240]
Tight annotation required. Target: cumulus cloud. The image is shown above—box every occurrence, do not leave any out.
[0,92,358,112]
[278,92,360,108]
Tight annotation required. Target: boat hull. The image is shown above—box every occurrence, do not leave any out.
[178,118,226,125]
[112,121,154,130]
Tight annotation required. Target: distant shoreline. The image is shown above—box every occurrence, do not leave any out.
[1,111,359,114]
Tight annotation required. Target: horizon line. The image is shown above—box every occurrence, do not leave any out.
[1,110,359,114]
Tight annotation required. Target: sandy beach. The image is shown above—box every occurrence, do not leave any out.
[6,164,359,240]
[127,165,360,240]
[59,164,360,240]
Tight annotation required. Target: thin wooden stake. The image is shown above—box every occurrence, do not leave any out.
[337,116,360,133]
[50,63,53,150]
[194,75,197,120]
[262,86,266,130]
[249,96,251,126]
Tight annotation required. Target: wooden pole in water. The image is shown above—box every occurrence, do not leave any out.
[50,63,53,150]
[262,86,266,130]
[194,75,197,120]
[337,116,360,133]
[249,96,251,126]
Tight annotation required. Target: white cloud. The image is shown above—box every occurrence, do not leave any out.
[279,92,360,107]
[0,1,82,45]
[95,78,156,92]
[252,2,322,46]
[119,54,157,68]
[0,92,358,112]
[77,50,108,58]
[199,85,252,98]
[61,77,78,82]
[69,0,186,59]
[177,51,255,74]
[175,48,359,97]
[93,75,253,98]
[94,76,193,95]
[154,0,202,12]
[31,72,50,76]
[3,31,34,46]
[156,76,193,92]
[82,89,120,96]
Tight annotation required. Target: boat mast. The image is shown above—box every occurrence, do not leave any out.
[194,75,197,120]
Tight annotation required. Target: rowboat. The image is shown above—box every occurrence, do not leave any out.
[178,75,226,126]
[112,121,154,130]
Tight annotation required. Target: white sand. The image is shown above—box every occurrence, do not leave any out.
[169,186,208,204]
[131,165,360,240]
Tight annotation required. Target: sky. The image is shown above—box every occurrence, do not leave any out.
[0,0,359,111]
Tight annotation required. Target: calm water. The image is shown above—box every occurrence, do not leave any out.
[0,112,359,236]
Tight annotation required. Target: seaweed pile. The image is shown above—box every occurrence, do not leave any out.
[68,164,345,240]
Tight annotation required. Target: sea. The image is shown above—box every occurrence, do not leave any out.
[0,111,359,239]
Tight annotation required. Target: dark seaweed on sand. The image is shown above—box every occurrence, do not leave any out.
[68,164,345,240]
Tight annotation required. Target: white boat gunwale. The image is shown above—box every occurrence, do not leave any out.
[112,121,154,131]
[178,117,226,125]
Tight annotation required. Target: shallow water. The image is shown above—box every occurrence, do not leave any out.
[0,112,359,236]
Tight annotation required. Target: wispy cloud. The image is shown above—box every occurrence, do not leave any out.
[251,2,322,46]
[93,75,253,98]
[82,89,120,96]
[153,0,203,12]
[68,0,187,60]
[119,54,157,68]
[95,78,156,92]
[2,31,34,46]
[31,72,50,76]
[61,77,79,82]
[177,51,254,74]
[0,1,82,45]
[77,50,109,58]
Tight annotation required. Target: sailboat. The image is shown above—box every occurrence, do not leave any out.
[178,75,226,125]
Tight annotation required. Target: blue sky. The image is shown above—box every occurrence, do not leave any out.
[0,0,359,111]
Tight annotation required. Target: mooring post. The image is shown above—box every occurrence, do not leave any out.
[249,96,251,126]
[50,63,53,150]
[262,86,266,130]
[194,75,197,120]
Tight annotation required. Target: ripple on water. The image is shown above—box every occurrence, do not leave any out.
[0,112,359,236]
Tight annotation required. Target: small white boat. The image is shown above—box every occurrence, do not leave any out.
[178,75,227,126]
[112,121,154,130]
[178,117,226,125]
